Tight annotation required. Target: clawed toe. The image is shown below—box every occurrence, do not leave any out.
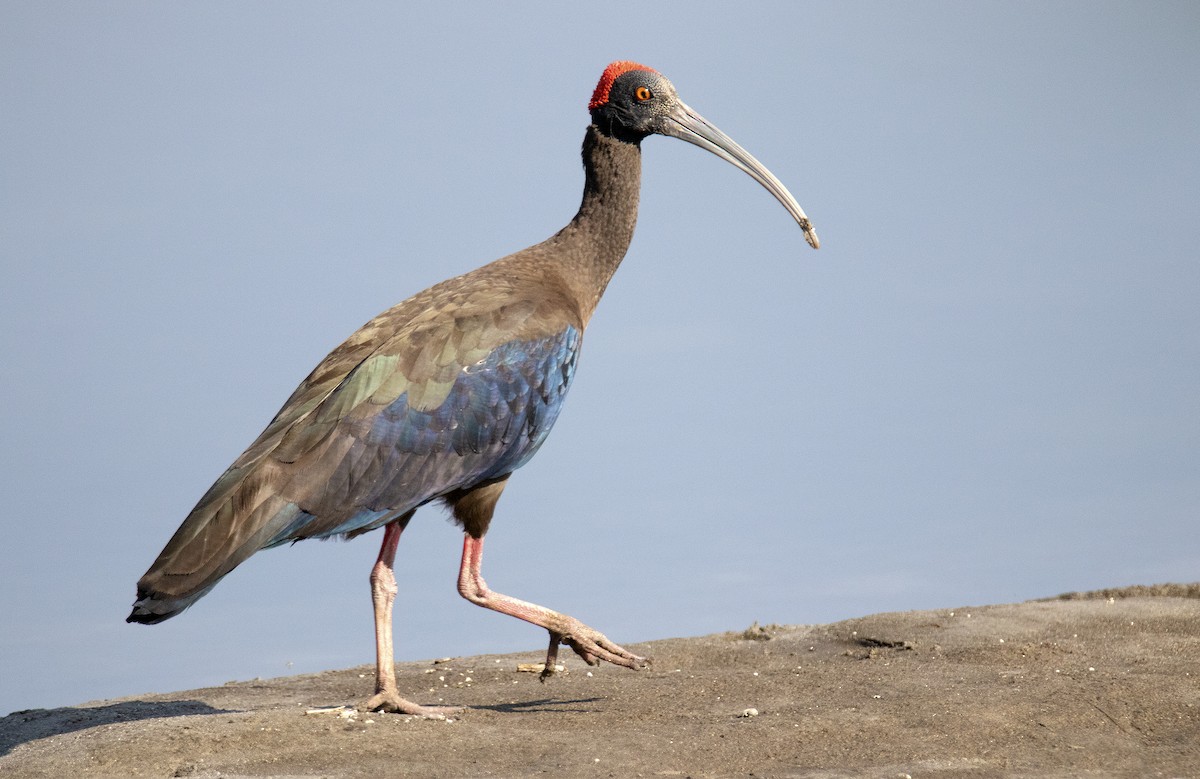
[552,620,650,672]
[365,692,463,719]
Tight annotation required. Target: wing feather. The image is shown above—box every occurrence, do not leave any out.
[132,286,580,616]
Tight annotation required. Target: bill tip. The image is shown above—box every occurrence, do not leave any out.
[799,219,820,249]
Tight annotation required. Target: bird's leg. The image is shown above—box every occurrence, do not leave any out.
[365,515,460,718]
[456,533,649,674]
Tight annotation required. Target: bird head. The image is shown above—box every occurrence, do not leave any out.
[589,61,819,249]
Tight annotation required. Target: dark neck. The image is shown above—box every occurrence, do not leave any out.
[551,125,643,326]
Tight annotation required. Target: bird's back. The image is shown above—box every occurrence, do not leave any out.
[128,252,585,623]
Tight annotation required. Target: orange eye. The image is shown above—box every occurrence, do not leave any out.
[635,86,652,102]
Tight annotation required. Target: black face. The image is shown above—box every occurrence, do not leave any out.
[589,70,680,142]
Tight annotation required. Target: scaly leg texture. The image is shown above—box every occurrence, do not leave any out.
[456,533,649,676]
[365,516,461,717]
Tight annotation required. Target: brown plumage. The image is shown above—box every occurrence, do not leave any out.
[129,61,817,717]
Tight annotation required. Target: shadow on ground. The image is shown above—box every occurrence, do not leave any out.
[0,700,231,757]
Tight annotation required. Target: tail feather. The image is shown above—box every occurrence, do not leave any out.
[126,581,218,624]
[127,463,303,624]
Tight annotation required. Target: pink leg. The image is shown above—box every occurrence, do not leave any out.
[365,518,460,717]
[456,533,649,677]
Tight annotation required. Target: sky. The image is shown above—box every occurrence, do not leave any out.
[2,2,1197,715]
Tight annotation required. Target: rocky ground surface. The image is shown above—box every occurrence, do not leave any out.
[2,584,1197,778]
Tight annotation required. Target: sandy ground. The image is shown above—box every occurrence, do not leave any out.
[2,584,1197,778]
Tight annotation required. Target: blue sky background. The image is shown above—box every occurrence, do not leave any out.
[2,2,1197,715]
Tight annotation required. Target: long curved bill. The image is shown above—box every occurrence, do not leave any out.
[662,102,819,249]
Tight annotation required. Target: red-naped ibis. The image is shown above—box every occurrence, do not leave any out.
[129,61,819,717]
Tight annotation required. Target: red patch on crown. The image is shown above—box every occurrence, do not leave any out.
[588,61,656,110]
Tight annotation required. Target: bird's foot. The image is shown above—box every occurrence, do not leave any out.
[365,691,463,719]
[546,619,650,674]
